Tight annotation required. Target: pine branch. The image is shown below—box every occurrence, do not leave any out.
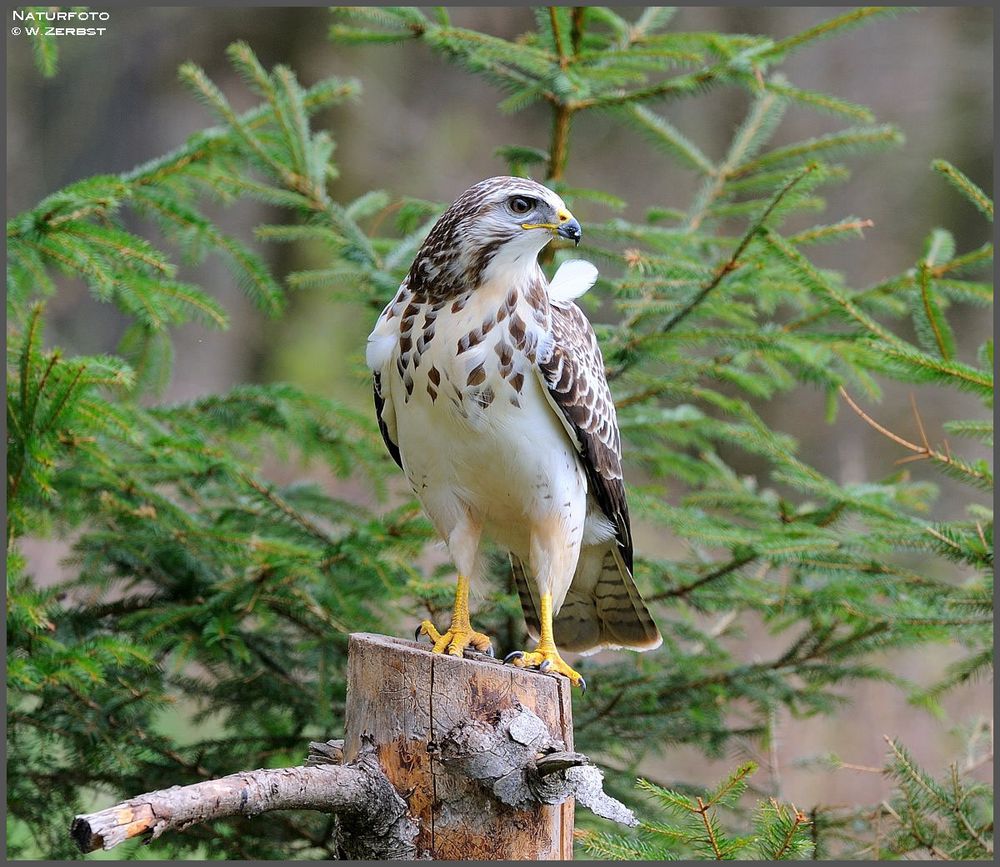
[549,7,569,68]
[767,802,811,859]
[667,164,818,334]
[932,159,993,222]
[760,228,905,346]
[609,162,819,378]
[646,552,757,602]
[884,737,993,857]
[547,102,573,182]
[758,7,906,61]
[839,386,991,488]
[917,262,953,359]
[732,125,903,179]
[695,796,724,858]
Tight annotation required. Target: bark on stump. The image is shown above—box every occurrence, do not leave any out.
[345,632,575,860]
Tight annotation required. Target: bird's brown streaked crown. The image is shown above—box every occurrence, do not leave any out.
[406,176,569,302]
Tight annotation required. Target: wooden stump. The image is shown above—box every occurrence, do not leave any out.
[344,632,575,860]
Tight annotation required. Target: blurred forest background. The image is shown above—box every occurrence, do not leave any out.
[6,3,993,850]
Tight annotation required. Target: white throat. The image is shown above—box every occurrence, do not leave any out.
[479,235,550,288]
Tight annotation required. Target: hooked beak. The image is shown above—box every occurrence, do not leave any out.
[557,216,582,246]
[522,208,582,246]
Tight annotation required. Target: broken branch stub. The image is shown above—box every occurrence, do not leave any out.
[438,702,638,826]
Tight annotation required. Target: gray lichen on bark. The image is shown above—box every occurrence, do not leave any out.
[437,702,638,826]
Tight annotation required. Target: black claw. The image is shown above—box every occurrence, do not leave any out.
[483,643,495,658]
[504,650,525,664]
[539,659,553,672]
[414,625,424,642]
[579,676,587,694]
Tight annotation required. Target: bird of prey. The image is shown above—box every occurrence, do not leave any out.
[367,176,661,688]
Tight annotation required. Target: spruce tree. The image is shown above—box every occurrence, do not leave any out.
[7,7,992,860]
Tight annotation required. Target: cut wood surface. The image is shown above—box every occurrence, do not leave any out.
[345,632,575,860]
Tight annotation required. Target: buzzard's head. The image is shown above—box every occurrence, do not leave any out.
[407,177,581,299]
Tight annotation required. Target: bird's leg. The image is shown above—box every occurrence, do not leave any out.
[417,575,493,657]
[505,591,585,690]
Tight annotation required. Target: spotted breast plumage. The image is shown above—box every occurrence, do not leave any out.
[367,176,661,688]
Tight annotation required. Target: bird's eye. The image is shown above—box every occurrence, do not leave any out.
[508,196,534,215]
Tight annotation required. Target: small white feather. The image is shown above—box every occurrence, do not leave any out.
[366,301,398,371]
[366,331,396,372]
[547,259,598,304]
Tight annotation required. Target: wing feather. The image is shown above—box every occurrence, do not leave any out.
[535,299,633,571]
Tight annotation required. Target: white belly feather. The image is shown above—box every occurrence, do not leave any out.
[394,343,586,558]
[368,266,614,610]
[369,262,614,607]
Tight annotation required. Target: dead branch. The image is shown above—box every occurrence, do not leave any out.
[70,741,418,859]
[838,387,990,487]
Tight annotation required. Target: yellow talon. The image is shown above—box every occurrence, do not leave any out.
[417,619,492,656]
[503,591,586,690]
[505,648,585,689]
[415,575,493,657]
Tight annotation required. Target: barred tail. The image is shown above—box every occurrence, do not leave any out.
[511,545,662,654]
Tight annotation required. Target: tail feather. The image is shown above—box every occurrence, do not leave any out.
[510,546,662,654]
[510,553,540,636]
[591,547,662,652]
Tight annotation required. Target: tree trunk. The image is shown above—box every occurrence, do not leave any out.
[344,632,575,860]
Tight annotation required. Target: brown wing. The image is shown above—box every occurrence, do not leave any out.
[537,302,633,571]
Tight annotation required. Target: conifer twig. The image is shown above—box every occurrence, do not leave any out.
[695,796,723,858]
[547,103,572,182]
[759,7,900,61]
[685,88,780,232]
[838,387,990,485]
[660,164,816,336]
[932,159,993,222]
[646,552,757,602]
[609,163,817,379]
[549,7,568,68]
[570,7,584,55]
[918,263,952,359]
[770,801,810,859]
[884,737,993,855]
[239,473,340,548]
